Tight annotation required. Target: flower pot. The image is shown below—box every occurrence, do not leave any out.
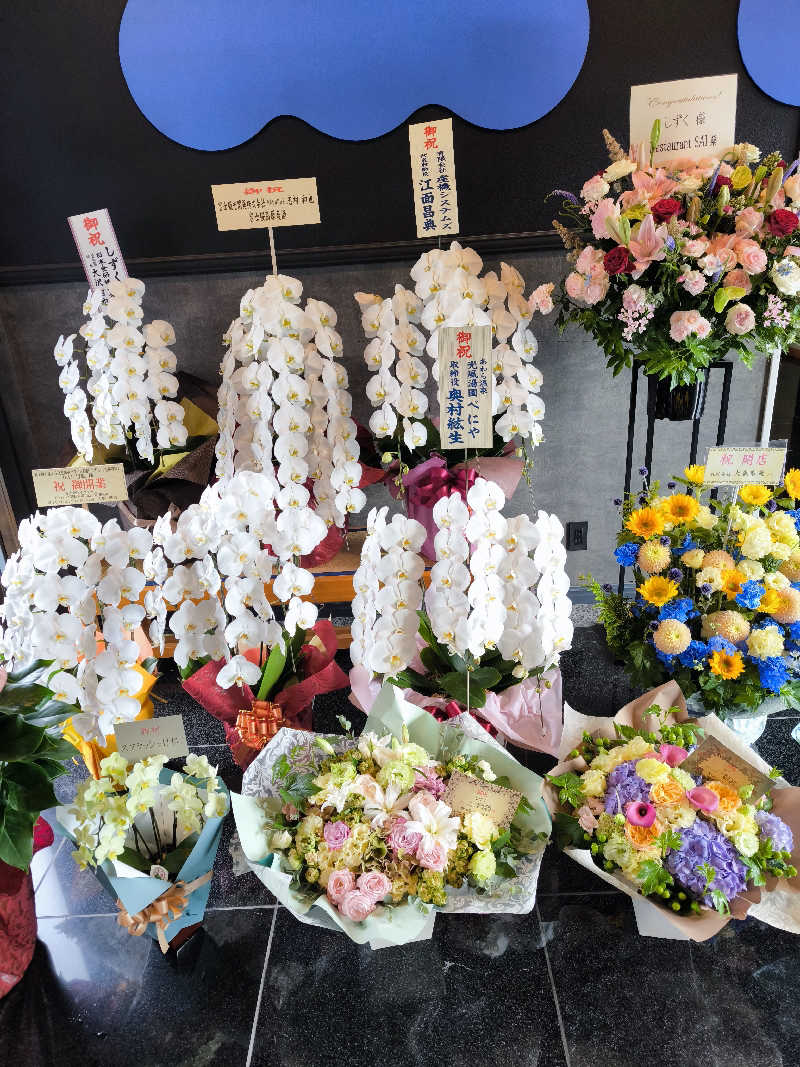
[686,691,783,746]
[650,375,707,422]
[724,710,769,745]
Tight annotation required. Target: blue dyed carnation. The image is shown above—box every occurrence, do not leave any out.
[707,635,737,654]
[604,761,651,814]
[755,810,794,853]
[736,581,765,611]
[785,622,800,651]
[756,657,789,694]
[678,640,708,669]
[659,597,697,623]
[666,820,748,906]
[787,509,800,533]
[655,649,676,671]
[674,534,698,556]
[614,541,640,567]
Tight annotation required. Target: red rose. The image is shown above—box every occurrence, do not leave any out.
[766,208,798,237]
[713,175,732,191]
[603,245,633,275]
[651,197,682,223]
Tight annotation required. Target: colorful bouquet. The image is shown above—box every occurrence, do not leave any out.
[545,684,799,940]
[552,127,800,384]
[356,241,552,553]
[589,467,800,721]
[233,684,550,946]
[56,752,228,952]
[348,480,573,753]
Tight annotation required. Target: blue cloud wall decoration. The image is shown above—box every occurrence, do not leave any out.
[118,0,590,149]
[738,0,800,106]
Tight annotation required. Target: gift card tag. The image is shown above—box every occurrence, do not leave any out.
[211,178,320,230]
[67,208,128,292]
[442,769,521,830]
[438,325,493,449]
[679,735,774,802]
[32,463,128,507]
[630,74,737,164]
[704,444,787,486]
[114,714,189,763]
[408,118,459,238]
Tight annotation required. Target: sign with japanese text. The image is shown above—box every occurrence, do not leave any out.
[408,118,459,239]
[443,770,522,830]
[32,463,129,507]
[630,74,737,164]
[679,737,773,803]
[704,444,787,486]
[211,178,320,230]
[115,714,189,763]
[437,325,492,449]
[67,208,128,292]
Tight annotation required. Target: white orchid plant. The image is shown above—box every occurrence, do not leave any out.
[214,275,366,531]
[356,241,554,476]
[54,278,188,466]
[350,477,574,708]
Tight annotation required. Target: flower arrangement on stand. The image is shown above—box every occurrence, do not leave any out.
[545,684,799,940]
[56,751,228,952]
[214,275,374,564]
[232,684,551,946]
[587,467,800,739]
[54,279,219,525]
[348,478,573,755]
[356,241,552,556]
[551,126,800,394]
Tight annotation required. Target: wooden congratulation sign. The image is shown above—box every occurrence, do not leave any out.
[32,463,128,507]
[704,444,787,486]
[408,118,459,239]
[115,714,189,763]
[211,178,320,230]
[67,208,128,292]
[438,324,492,449]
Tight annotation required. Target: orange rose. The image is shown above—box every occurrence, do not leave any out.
[650,779,686,805]
[625,822,662,849]
[706,781,741,813]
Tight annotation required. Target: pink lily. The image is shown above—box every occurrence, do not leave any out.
[629,214,668,277]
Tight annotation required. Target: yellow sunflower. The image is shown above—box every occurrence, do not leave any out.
[626,507,664,539]
[684,465,706,485]
[785,469,800,500]
[760,588,783,614]
[709,649,745,680]
[739,484,771,507]
[719,569,745,598]
[663,493,700,525]
[637,575,679,607]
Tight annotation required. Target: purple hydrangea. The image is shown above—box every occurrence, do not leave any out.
[604,760,651,814]
[666,820,748,905]
[755,810,794,854]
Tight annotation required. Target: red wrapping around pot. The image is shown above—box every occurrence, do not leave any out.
[0,818,54,999]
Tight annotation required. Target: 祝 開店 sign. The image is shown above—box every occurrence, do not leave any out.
[114,714,189,763]
[32,464,129,507]
[704,444,787,486]
[630,74,737,164]
[438,325,492,449]
[67,208,128,292]
[211,178,320,230]
[408,118,459,239]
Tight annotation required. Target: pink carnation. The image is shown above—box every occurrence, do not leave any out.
[416,839,448,871]
[326,869,356,905]
[576,245,604,274]
[681,238,708,257]
[357,871,393,903]
[590,198,620,241]
[725,303,756,335]
[414,770,445,797]
[735,206,764,236]
[581,174,610,201]
[680,270,706,295]
[338,889,376,922]
[722,268,752,295]
[670,311,692,342]
[584,273,609,305]
[565,271,585,301]
[528,282,554,314]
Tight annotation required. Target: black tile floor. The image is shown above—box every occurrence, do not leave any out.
[2,624,799,1067]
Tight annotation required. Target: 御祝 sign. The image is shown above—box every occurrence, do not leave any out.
[704,444,787,486]
[67,208,128,292]
[211,178,320,230]
[438,325,492,449]
[408,119,459,239]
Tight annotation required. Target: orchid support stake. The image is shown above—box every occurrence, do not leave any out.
[268,226,278,277]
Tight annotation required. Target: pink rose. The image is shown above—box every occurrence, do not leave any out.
[735,238,768,276]
[680,270,706,295]
[735,206,764,236]
[338,889,376,922]
[584,274,609,305]
[590,198,620,241]
[722,268,752,295]
[699,253,723,276]
[386,816,422,855]
[326,869,356,905]
[357,870,393,903]
[694,316,712,339]
[576,245,604,274]
[323,820,351,850]
[725,302,756,335]
[565,271,585,301]
[670,311,691,342]
[416,839,448,871]
[681,238,708,257]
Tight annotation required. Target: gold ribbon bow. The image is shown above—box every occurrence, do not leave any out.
[115,871,212,953]
[235,700,284,752]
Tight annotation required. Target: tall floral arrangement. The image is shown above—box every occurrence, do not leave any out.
[588,467,800,718]
[214,275,366,536]
[552,127,800,384]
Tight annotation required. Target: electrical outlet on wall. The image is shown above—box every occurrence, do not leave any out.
[566,521,588,551]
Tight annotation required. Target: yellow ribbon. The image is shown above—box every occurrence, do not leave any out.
[115,871,213,953]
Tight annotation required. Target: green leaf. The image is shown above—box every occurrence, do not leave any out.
[23,699,78,728]
[416,612,453,669]
[2,761,58,812]
[552,812,587,849]
[636,859,673,896]
[0,679,50,711]
[439,672,487,709]
[6,660,53,685]
[162,833,199,875]
[713,286,746,314]
[0,806,37,870]
[389,670,437,695]
[468,667,502,690]
[419,647,443,675]
[710,889,731,915]
[491,829,511,853]
[0,716,45,760]
[140,657,158,674]
[257,643,287,701]
[545,772,585,810]
[117,847,151,874]
[33,756,70,782]
[495,861,517,879]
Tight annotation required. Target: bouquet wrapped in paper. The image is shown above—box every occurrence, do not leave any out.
[56,753,228,952]
[544,682,800,940]
[232,684,550,947]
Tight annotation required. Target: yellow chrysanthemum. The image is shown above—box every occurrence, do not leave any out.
[626,507,664,539]
[739,484,772,507]
[709,649,745,680]
[684,464,706,485]
[720,568,745,597]
[702,550,736,571]
[701,610,751,643]
[663,493,700,525]
[779,550,800,583]
[785,469,800,500]
[637,575,679,607]
[731,165,753,191]
[653,618,692,655]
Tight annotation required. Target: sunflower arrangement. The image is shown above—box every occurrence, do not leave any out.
[587,466,800,718]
